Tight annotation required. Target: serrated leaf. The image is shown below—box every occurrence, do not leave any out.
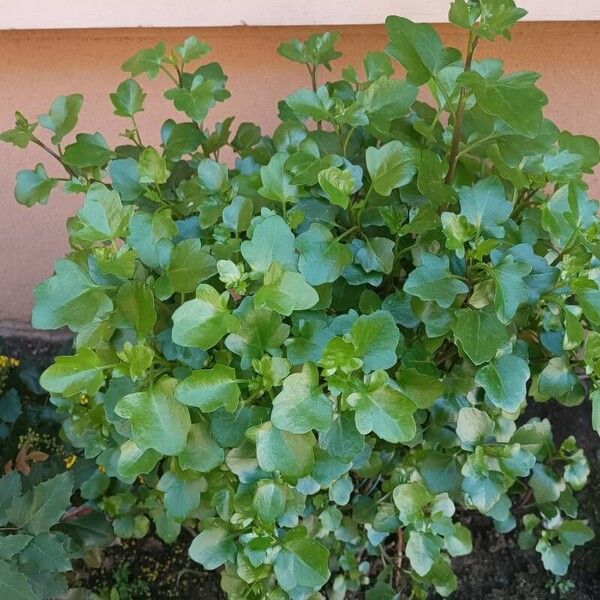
[6,472,72,535]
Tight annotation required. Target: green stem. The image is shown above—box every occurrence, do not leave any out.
[160,64,180,86]
[444,30,479,185]
[342,125,357,157]
[31,136,76,177]
[456,132,499,159]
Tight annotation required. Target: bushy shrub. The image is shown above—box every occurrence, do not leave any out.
[2,0,599,597]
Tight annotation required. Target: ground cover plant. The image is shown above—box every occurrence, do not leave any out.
[0,349,115,598]
[2,0,600,597]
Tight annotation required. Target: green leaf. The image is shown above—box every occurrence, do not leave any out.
[117,440,161,481]
[14,164,59,207]
[197,158,229,194]
[557,520,595,546]
[456,407,494,446]
[286,86,333,121]
[529,464,565,504]
[274,529,330,592]
[241,211,297,273]
[357,77,417,132]
[406,531,440,576]
[161,120,205,161]
[491,255,532,323]
[62,132,115,168]
[115,376,191,455]
[0,472,21,525]
[254,264,319,316]
[459,70,547,137]
[253,481,286,524]
[157,471,203,519]
[272,363,333,434]
[296,223,353,285]
[176,364,240,412]
[166,239,217,293]
[458,176,512,238]
[127,209,177,269]
[110,79,145,117]
[226,300,290,369]
[366,140,418,196]
[258,153,299,207]
[19,532,71,572]
[385,16,454,84]
[179,422,224,473]
[441,212,477,257]
[404,253,468,309]
[0,112,37,148]
[172,284,239,349]
[396,368,444,409]
[348,371,417,443]
[592,390,600,435]
[38,94,83,144]
[538,358,577,399]
[76,182,133,241]
[0,560,37,600]
[0,534,32,559]
[122,42,166,78]
[164,71,229,123]
[40,348,106,397]
[114,281,157,339]
[32,259,112,331]
[475,353,530,412]
[318,166,354,208]
[454,307,510,365]
[138,146,170,184]
[189,526,236,570]
[175,36,212,63]
[6,472,72,535]
[277,32,341,68]
[393,481,431,523]
[319,413,365,463]
[251,422,316,483]
[348,310,400,372]
[108,157,144,201]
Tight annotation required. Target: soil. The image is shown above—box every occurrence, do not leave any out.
[3,333,599,599]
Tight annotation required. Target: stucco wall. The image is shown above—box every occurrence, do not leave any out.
[1,21,599,324]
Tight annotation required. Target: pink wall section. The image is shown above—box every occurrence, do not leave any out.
[1,22,599,324]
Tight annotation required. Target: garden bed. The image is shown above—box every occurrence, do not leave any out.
[3,332,599,600]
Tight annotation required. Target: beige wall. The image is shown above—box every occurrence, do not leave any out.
[1,22,599,324]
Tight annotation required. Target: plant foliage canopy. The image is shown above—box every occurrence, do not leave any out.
[2,0,600,597]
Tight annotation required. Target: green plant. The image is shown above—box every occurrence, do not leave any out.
[0,470,77,598]
[2,0,599,596]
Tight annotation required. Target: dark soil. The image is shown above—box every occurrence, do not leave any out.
[74,535,225,600]
[3,333,599,599]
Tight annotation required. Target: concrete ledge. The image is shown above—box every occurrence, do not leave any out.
[1,0,598,30]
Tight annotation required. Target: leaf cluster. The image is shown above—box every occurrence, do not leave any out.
[2,1,600,597]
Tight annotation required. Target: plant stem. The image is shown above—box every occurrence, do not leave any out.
[31,137,76,177]
[342,125,357,157]
[160,64,180,86]
[444,30,479,185]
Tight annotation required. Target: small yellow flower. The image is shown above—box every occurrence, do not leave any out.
[9,358,20,367]
[98,464,106,474]
[79,394,89,405]
[64,454,77,469]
